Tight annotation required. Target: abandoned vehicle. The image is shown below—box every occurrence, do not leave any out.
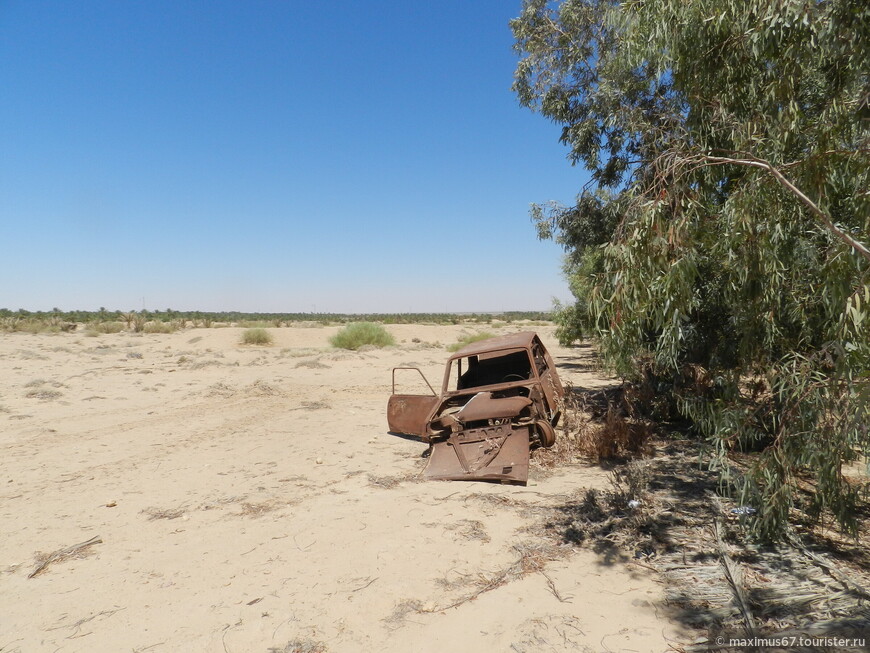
[387,331,564,485]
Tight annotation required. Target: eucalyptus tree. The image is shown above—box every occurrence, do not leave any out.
[512,0,869,539]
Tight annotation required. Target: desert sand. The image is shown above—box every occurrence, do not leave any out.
[1,323,693,652]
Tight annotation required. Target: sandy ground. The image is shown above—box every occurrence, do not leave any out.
[1,323,694,652]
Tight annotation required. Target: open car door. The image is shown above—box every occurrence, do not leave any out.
[387,368,439,438]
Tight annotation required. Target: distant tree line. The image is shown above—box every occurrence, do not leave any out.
[0,308,554,326]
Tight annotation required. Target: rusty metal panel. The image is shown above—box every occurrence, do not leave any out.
[424,425,531,485]
[387,394,438,437]
[455,392,531,422]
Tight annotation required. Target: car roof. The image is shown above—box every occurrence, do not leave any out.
[449,331,539,359]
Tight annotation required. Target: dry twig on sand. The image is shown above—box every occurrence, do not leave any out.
[29,535,102,578]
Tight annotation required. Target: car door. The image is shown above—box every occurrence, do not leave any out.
[387,367,440,437]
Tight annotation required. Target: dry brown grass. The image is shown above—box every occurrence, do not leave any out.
[142,507,186,520]
[535,384,654,469]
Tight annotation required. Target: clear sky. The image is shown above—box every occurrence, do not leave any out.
[0,1,586,314]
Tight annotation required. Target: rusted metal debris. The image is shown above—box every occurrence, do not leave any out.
[387,332,564,485]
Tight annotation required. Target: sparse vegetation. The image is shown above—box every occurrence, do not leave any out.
[241,328,273,346]
[89,321,124,334]
[447,331,496,352]
[142,320,181,334]
[329,322,394,350]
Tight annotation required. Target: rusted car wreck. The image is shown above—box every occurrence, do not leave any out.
[387,332,564,485]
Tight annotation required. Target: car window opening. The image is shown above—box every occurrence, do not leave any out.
[451,349,532,391]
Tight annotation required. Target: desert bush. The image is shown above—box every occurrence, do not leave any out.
[329,322,394,350]
[0,318,59,334]
[23,320,59,334]
[446,331,496,353]
[89,321,124,334]
[242,328,273,346]
[143,320,181,334]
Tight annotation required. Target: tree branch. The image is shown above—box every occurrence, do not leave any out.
[694,153,870,263]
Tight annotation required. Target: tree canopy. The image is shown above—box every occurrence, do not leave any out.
[512,0,869,539]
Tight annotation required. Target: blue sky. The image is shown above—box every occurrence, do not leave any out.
[0,1,585,313]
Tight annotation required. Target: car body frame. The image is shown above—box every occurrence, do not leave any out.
[387,331,564,485]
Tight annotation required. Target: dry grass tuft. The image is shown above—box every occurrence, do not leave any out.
[205,382,235,397]
[142,507,186,521]
[25,388,63,400]
[245,380,282,396]
[236,501,282,517]
[445,519,490,543]
[384,599,424,627]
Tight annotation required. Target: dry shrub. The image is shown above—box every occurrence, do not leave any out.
[548,384,654,464]
[577,406,653,460]
[330,322,394,350]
